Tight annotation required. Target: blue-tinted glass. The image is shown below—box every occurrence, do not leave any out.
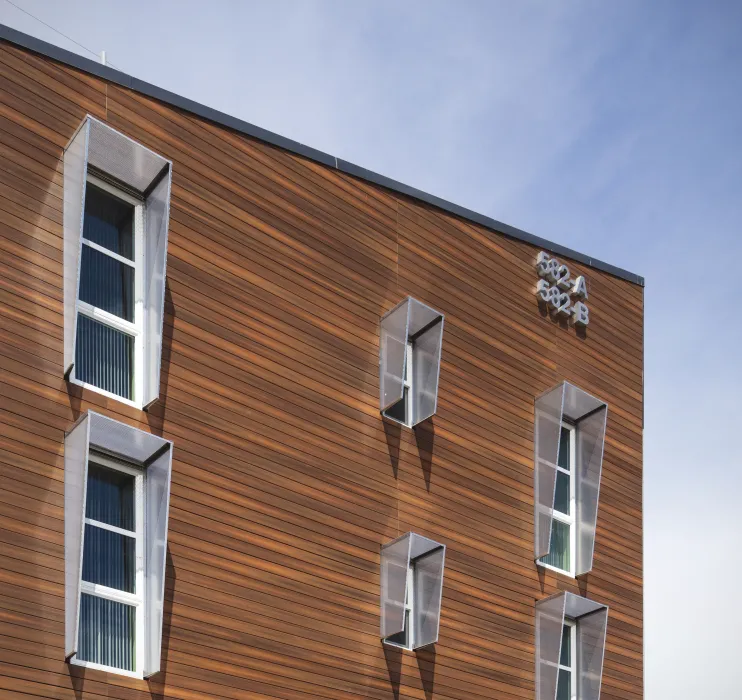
[86,463,134,530]
[83,183,134,259]
[540,519,571,572]
[79,245,134,321]
[558,426,571,469]
[557,668,571,700]
[560,624,571,666]
[82,524,135,592]
[78,593,135,671]
[554,471,571,515]
[75,314,133,399]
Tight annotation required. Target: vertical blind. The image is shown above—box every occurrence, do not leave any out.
[76,183,136,400]
[75,315,134,400]
[79,594,135,671]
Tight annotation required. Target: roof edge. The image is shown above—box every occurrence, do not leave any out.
[0,23,644,286]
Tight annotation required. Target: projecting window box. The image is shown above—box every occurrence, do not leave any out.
[63,116,172,410]
[534,382,608,578]
[65,411,173,679]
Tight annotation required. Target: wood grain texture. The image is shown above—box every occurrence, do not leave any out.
[0,39,643,700]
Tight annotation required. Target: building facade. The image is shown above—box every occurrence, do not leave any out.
[0,25,644,700]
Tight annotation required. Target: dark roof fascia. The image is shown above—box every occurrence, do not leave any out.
[0,23,644,286]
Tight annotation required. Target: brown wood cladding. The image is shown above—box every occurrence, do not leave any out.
[0,39,643,700]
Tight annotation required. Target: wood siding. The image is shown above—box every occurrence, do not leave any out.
[0,39,643,700]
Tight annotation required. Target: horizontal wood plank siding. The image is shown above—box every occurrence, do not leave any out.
[0,39,643,700]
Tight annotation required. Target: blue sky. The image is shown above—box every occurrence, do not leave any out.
[2,1,741,697]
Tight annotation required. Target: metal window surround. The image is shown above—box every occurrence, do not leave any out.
[64,411,173,678]
[535,592,609,700]
[379,297,445,427]
[534,381,608,576]
[380,532,446,649]
[63,116,173,408]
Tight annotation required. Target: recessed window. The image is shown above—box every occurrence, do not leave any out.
[73,178,144,404]
[539,424,576,576]
[76,453,144,675]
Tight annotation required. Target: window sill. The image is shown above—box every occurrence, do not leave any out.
[69,656,143,679]
[536,560,576,579]
[68,377,143,410]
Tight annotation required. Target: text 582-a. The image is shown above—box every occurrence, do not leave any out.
[535,252,589,326]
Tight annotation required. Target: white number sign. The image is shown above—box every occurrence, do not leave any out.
[535,251,589,326]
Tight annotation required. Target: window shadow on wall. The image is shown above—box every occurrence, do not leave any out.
[413,419,435,492]
[383,643,403,699]
[148,546,175,695]
[382,417,401,479]
[416,646,437,700]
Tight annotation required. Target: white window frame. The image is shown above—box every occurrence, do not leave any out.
[558,619,578,700]
[70,451,145,679]
[69,174,145,408]
[538,422,577,577]
[402,340,413,427]
[384,563,415,650]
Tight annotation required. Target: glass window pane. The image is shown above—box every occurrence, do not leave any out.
[554,471,571,515]
[558,426,571,469]
[78,593,135,671]
[557,668,572,700]
[79,244,134,321]
[75,314,134,400]
[560,624,571,666]
[86,463,135,530]
[83,183,134,259]
[540,519,571,572]
[82,524,135,592]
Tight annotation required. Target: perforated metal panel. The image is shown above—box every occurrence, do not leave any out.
[412,315,444,426]
[534,384,565,560]
[63,121,89,376]
[143,446,173,677]
[143,174,172,407]
[88,117,167,192]
[379,301,409,412]
[380,533,411,638]
[577,606,609,700]
[536,592,566,700]
[413,545,445,649]
[575,405,608,576]
[88,411,167,464]
[64,413,90,659]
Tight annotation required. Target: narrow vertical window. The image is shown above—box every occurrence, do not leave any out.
[539,423,576,575]
[63,116,173,409]
[74,177,144,404]
[557,620,577,700]
[383,340,413,426]
[77,453,144,675]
